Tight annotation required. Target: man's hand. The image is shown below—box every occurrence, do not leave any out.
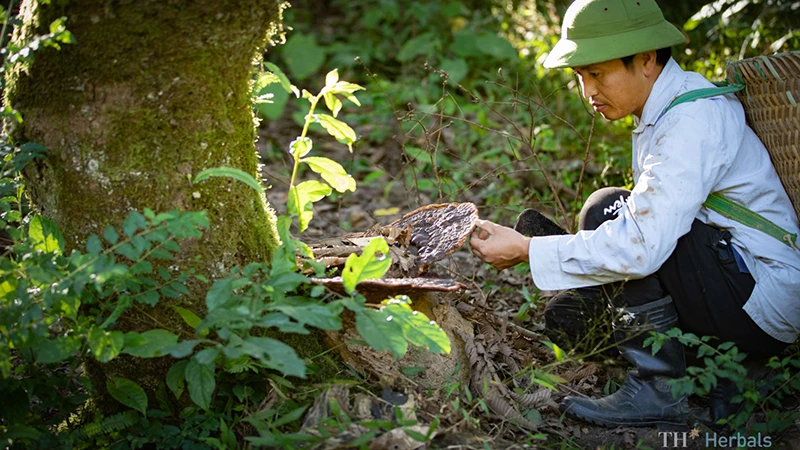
[469,219,531,270]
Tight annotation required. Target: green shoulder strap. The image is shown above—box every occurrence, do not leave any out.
[665,85,798,250]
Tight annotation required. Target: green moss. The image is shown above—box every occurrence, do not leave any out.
[5,0,283,269]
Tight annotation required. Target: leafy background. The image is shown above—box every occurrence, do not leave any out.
[2,0,800,448]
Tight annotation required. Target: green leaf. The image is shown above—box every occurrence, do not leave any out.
[287,180,332,232]
[206,278,234,312]
[282,33,325,80]
[342,237,391,295]
[35,336,81,364]
[244,337,306,378]
[185,359,216,410]
[194,167,264,195]
[172,306,201,329]
[256,83,290,120]
[439,58,469,84]
[100,295,132,328]
[161,340,200,358]
[122,329,179,357]
[268,272,309,294]
[263,62,297,96]
[269,298,343,330]
[122,211,146,238]
[355,308,407,358]
[301,156,356,193]
[553,343,565,362]
[86,234,102,255]
[327,81,365,96]
[314,114,357,151]
[383,296,450,354]
[88,328,125,362]
[289,137,312,158]
[103,225,119,245]
[194,347,220,368]
[28,215,64,254]
[475,32,517,60]
[324,91,343,117]
[397,32,438,62]
[530,369,568,391]
[107,377,148,416]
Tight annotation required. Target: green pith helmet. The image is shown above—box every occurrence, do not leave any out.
[543,0,687,69]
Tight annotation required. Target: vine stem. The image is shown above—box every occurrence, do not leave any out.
[0,0,14,50]
[288,92,323,189]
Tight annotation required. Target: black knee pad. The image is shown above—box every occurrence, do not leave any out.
[579,187,632,231]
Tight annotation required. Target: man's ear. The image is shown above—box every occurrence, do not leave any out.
[640,50,659,77]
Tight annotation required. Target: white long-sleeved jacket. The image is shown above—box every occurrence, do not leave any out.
[528,58,800,343]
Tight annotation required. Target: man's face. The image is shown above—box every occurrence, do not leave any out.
[573,55,652,120]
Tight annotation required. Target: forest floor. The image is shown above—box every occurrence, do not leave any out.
[256,118,800,450]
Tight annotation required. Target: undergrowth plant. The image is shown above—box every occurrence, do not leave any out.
[1,52,451,448]
[646,330,800,436]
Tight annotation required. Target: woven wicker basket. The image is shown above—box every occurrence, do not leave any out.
[726,51,800,219]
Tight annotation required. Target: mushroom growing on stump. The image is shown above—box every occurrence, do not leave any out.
[309,202,479,388]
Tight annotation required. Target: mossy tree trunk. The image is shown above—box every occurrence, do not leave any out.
[4,0,285,402]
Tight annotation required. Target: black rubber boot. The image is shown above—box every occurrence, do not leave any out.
[514,209,566,237]
[560,296,689,427]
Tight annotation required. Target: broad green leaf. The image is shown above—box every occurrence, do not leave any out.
[0,280,16,298]
[283,33,325,80]
[263,62,297,96]
[256,83,290,120]
[28,215,64,254]
[342,237,391,295]
[287,180,332,232]
[194,347,220,368]
[301,156,356,193]
[244,337,306,378]
[269,298,343,330]
[88,328,125,362]
[185,360,215,410]
[355,309,407,358]
[161,340,200,358]
[194,167,264,195]
[122,329,179,357]
[107,377,148,416]
[314,114,357,151]
[383,296,450,354]
[475,32,517,60]
[172,306,201,329]
[397,32,438,62]
[439,58,469,84]
[289,137,312,158]
[268,272,309,294]
[206,278,233,312]
[451,31,482,58]
[35,336,81,364]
